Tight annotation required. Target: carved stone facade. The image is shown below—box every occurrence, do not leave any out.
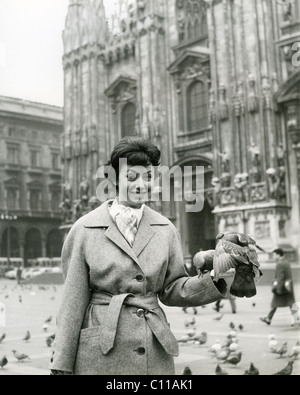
[62,0,300,260]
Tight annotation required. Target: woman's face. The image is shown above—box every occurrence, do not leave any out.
[118,163,153,208]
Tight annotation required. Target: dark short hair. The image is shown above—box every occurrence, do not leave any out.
[273,248,284,257]
[108,136,161,178]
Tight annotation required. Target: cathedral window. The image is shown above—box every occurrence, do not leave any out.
[187,81,208,131]
[121,102,136,137]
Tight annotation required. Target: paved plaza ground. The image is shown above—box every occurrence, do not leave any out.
[0,278,299,376]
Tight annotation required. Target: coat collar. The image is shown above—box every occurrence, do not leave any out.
[83,200,169,268]
[83,200,170,228]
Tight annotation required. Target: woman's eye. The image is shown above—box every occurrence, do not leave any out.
[127,173,137,181]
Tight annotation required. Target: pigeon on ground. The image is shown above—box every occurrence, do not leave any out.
[238,324,244,331]
[213,233,263,298]
[213,314,224,321]
[268,334,278,353]
[184,317,196,328]
[193,332,207,345]
[223,336,238,349]
[244,363,259,375]
[274,342,288,358]
[23,331,31,342]
[12,350,31,362]
[178,335,191,344]
[289,341,300,359]
[182,366,193,375]
[0,333,6,343]
[46,334,55,348]
[0,356,8,368]
[229,342,239,352]
[187,328,196,339]
[225,351,242,366]
[216,349,231,362]
[44,316,52,324]
[210,340,222,354]
[273,360,294,375]
[215,364,228,375]
[229,322,235,330]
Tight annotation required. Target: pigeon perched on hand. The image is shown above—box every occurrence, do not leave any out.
[213,232,263,298]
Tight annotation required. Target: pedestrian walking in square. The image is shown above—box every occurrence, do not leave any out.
[260,248,299,327]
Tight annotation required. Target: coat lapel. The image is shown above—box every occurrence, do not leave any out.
[105,222,140,267]
[132,216,155,258]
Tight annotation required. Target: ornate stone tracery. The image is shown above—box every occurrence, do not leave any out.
[176,0,208,43]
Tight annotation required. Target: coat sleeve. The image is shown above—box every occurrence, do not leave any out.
[158,225,227,308]
[50,221,91,373]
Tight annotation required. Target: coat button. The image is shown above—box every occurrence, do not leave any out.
[136,274,145,282]
[136,309,146,318]
[136,347,146,355]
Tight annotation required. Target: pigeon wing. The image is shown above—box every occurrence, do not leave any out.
[246,245,262,282]
[214,240,249,281]
[237,233,256,245]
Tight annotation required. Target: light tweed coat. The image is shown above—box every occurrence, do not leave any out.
[50,200,226,375]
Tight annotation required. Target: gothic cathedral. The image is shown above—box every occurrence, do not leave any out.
[61,0,300,262]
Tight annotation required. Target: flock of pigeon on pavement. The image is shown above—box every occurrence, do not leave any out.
[0,281,299,375]
[178,314,300,375]
[0,283,56,372]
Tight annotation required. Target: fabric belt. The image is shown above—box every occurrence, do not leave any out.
[90,292,179,357]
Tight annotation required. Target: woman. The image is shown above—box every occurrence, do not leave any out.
[50,136,228,375]
[260,248,298,326]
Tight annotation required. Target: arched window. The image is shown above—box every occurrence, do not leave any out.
[187,81,208,131]
[121,102,136,137]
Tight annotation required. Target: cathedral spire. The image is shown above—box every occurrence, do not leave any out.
[63,0,107,55]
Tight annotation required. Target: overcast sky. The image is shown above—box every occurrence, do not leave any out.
[0,0,115,108]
